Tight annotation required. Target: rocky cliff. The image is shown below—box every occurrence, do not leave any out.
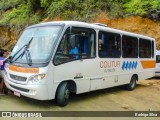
[0,26,20,50]
[1,12,160,50]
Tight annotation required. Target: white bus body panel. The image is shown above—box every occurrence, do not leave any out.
[4,65,51,100]
[4,58,155,100]
[155,50,160,76]
[53,58,155,94]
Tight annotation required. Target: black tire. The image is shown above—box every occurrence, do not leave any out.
[56,82,70,107]
[125,76,137,91]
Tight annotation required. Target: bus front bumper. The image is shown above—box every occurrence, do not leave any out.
[4,75,50,100]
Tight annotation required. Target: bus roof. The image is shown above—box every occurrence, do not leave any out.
[27,21,155,40]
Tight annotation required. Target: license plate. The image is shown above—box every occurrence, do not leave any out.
[14,91,21,97]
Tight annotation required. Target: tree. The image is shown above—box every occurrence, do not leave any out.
[123,0,160,19]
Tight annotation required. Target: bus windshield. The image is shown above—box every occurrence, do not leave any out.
[11,26,62,64]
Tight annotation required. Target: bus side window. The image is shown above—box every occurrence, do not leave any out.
[68,35,79,59]
[152,41,154,58]
[80,36,87,58]
[98,33,107,58]
[54,27,96,65]
[98,31,121,58]
[139,39,151,58]
[122,35,138,58]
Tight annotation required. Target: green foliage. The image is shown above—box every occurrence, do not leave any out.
[102,0,124,18]
[0,0,22,11]
[0,0,160,29]
[40,0,49,7]
[0,2,40,29]
[46,0,102,21]
[123,0,160,16]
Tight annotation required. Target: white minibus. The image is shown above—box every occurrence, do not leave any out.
[4,21,156,106]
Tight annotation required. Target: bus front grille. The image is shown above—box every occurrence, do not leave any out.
[10,84,29,92]
[10,74,27,82]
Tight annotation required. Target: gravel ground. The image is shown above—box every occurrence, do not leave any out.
[0,78,160,120]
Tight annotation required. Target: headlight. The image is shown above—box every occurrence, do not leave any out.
[28,74,46,83]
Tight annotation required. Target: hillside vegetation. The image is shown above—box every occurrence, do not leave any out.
[0,0,160,29]
[0,0,160,50]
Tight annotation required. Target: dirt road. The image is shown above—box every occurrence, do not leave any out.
[0,78,160,118]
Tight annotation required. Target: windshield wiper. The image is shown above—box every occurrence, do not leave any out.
[25,47,32,66]
[9,37,33,65]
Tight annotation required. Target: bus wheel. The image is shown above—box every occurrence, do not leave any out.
[56,82,70,107]
[125,76,137,91]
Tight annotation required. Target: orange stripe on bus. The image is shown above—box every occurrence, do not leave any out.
[9,65,39,73]
[140,60,156,69]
